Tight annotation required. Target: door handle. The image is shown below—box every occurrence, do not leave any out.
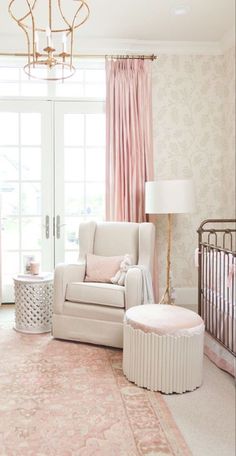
[56,215,66,239]
[45,215,50,239]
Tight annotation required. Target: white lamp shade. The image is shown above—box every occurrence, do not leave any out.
[145,179,195,214]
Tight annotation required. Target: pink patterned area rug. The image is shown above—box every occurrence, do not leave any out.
[0,328,191,456]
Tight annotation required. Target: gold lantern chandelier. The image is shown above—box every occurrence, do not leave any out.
[8,0,90,81]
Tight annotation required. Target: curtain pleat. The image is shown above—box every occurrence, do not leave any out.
[106,58,158,301]
[106,58,154,222]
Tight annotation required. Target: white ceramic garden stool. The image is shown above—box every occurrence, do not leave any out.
[123,304,205,394]
[14,275,53,334]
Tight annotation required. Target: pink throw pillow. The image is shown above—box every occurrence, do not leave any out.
[85,253,124,283]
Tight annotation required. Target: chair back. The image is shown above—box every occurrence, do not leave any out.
[78,221,155,274]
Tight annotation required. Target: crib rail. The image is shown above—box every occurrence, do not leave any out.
[197,219,236,355]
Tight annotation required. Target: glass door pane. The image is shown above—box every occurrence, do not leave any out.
[0,100,53,302]
[54,101,105,264]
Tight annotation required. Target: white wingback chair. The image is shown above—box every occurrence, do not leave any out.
[52,221,155,348]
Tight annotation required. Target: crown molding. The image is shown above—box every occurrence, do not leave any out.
[75,38,222,56]
[0,33,232,57]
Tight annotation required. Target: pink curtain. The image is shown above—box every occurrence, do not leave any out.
[106,58,154,222]
[106,58,158,301]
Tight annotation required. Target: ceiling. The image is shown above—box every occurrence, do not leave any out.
[0,0,235,48]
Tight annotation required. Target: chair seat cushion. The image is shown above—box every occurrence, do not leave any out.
[63,301,124,323]
[66,282,125,308]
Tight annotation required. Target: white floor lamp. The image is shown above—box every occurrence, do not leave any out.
[145,179,195,304]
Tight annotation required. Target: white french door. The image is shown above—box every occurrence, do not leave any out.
[0,99,105,302]
[0,100,54,302]
[54,101,105,265]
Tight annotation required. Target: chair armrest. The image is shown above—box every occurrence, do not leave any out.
[125,267,142,310]
[53,262,85,314]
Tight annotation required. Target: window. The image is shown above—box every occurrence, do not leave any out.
[0,57,105,99]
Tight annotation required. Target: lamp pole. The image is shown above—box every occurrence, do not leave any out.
[166,213,172,303]
[161,213,173,304]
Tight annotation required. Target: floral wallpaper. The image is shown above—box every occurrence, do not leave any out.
[222,46,235,217]
[152,50,235,291]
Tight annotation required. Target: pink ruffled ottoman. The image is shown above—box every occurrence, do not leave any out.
[123,304,205,394]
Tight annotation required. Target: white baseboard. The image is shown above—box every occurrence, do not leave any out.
[159,287,198,313]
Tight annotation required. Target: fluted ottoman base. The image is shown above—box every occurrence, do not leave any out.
[123,304,205,394]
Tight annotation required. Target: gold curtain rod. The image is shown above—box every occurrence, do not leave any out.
[106,54,157,60]
[0,52,157,60]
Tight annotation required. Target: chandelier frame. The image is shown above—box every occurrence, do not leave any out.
[8,0,90,81]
